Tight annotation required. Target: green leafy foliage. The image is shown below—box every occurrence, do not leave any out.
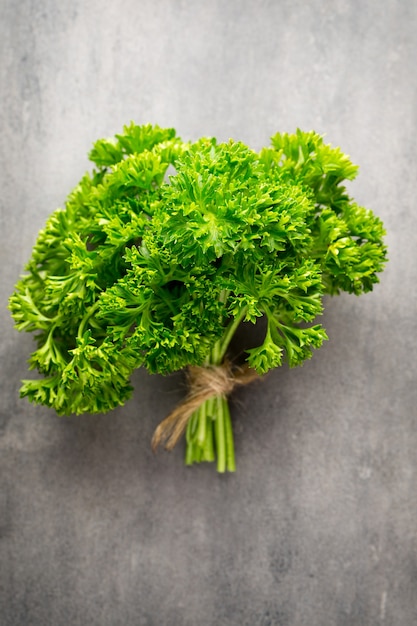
[9,123,387,469]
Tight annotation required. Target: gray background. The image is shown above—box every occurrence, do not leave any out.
[1,1,416,625]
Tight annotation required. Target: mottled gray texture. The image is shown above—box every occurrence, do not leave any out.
[1,1,416,624]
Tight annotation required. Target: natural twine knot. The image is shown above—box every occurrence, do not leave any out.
[151,361,260,452]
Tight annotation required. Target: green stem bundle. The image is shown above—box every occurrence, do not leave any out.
[185,392,235,472]
[184,324,239,472]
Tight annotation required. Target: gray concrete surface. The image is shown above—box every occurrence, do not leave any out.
[1,1,416,624]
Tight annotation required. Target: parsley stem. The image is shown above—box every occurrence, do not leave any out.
[196,401,207,446]
[217,305,248,363]
[215,395,226,473]
[210,338,221,365]
[185,438,194,465]
[77,301,100,339]
[223,396,236,472]
[203,413,215,462]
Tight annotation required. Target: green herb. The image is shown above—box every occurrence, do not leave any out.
[9,123,387,472]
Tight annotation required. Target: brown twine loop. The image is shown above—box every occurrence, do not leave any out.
[151,361,260,452]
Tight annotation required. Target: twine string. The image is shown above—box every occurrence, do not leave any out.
[151,362,259,452]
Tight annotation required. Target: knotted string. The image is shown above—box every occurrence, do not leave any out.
[151,361,260,452]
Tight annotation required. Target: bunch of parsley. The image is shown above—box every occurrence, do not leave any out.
[9,124,386,471]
